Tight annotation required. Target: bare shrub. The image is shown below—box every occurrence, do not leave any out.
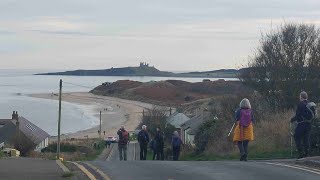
[140,106,175,144]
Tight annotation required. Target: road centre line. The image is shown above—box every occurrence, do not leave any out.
[265,162,320,175]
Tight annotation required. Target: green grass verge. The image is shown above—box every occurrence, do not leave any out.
[0,151,4,159]
[80,140,105,161]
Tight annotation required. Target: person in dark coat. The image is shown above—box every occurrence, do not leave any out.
[117,126,129,161]
[155,127,164,160]
[171,131,183,161]
[291,91,312,158]
[138,125,150,160]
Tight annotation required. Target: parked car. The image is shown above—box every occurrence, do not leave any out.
[106,136,118,143]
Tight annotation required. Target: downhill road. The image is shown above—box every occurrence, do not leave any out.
[92,160,320,180]
[107,142,139,161]
[90,143,320,180]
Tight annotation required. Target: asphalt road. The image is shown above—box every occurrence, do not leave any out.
[0,158,64,180]
[108,142,139,161]
[92,160,320,180]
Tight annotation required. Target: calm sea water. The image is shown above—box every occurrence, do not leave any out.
[0,69,237,135]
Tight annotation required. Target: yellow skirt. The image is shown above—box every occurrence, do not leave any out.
[233,122,254,142]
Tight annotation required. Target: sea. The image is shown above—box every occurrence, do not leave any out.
[0,69,237,135]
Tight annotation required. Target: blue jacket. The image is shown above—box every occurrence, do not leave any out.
[138,130,150,145]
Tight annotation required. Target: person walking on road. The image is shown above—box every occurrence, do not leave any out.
[138,125,150,160]
[117,126,130,161]
[291,91,315,158]
[155,127,165,160]
[171,131,183,161]
[233,98,254,161]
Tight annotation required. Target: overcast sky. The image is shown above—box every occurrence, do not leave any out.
[0,0,319,71]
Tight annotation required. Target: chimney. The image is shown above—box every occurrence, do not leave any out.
[12,111,15,120]
[12,111,19,121]
[13,111,20,140]
[15,111,19,121]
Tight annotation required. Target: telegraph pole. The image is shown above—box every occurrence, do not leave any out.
[57,79,62,159]
[99,111,102,139]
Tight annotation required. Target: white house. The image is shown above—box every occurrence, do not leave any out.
[0,111,50,152]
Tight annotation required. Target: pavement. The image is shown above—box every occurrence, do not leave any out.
[296,156,320,168]
[0,158,64,180]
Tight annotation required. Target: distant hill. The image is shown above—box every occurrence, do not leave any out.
[36,63,240,78]
[90,79,252,105]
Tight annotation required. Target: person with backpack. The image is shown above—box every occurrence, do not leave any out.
[233,98,254,161]
[291,91,317,158]
[117,126,130,161]
[171,131,183,161]
[138,125,150,160]
[155,127,165,160]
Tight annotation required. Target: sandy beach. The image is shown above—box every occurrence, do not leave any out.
[30,92,154,139]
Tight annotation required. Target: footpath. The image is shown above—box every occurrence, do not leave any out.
[0,158,65,180]
[296,156,320,168]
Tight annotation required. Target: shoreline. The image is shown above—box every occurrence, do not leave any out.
[29,92,154,140]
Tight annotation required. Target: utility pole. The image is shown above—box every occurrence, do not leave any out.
[99,111,102,139]
[57,79,62,160]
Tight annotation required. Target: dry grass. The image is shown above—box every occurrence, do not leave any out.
[28,138,104,161]
[252,110,293,152]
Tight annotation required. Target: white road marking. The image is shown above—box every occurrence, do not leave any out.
[265,162,320,175]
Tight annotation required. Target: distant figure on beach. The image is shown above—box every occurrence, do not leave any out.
[103,131,106,136]
[138,125,150,160]
[117,126,129,161]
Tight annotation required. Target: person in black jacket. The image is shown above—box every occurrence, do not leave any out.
[138,125,150,160]
[291,91,312,158]
[155,127,164,160]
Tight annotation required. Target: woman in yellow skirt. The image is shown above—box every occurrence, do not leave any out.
[233,98,254,161]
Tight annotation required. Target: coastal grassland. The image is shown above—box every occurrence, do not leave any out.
[181,95,300,161]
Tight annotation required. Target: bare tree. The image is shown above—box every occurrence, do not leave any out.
[240,23,320,108]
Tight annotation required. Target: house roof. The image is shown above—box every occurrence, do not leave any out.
[0,121,16,144]
[18,117,50,145]
[0,119,11,125]
[0,117,50,145]
[181,112,211,135]
[166,112,190,128]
